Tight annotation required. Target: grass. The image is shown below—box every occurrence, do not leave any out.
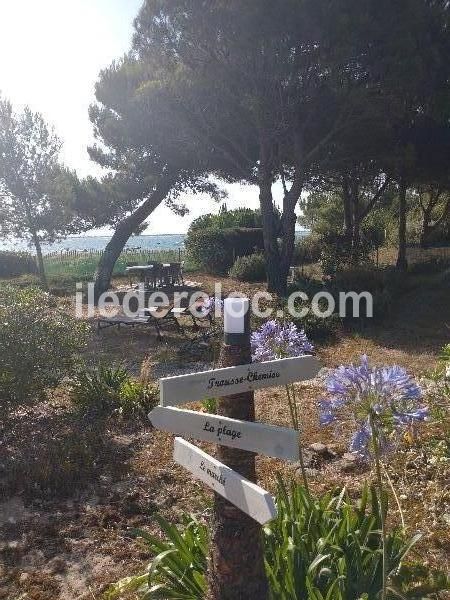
[43,249,188,279]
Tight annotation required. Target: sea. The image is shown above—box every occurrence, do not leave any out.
[0,230,309,255]
[0,234,187,255]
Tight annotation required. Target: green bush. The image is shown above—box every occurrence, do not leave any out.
[293,307,341,341]
[292,235,322,265]
[0,285,88,412]
[71,364,129,413]
[229,252,267,282]
[71,364,159,419]
[105,482,447,599]
[319,232,374,276]
[277,297,341,341]
[185,227,264,274]
[189,207,264,232]
[0,250,37,278]
[330,267,410,322]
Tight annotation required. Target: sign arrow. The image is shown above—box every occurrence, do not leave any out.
[160,355,320,406]
[173,437,277,525]
[150,406,299,461]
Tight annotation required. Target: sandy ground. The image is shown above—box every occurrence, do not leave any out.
[1,273,449,599]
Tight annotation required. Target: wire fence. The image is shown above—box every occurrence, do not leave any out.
[40,244,449,279]
[44,247,185,262]
[43,247,186,279]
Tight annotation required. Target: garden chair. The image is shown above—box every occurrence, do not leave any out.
[139,305,188,339]
[168,262,184,286]
[97,306,187,341]
[97,313,160,337]
[125,262,137,287]
[146,262,162,289]
[187,297,221,340]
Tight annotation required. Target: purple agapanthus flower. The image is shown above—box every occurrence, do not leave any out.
[320,355,428,460]
[198,296,224,318]
[251,319,313,362]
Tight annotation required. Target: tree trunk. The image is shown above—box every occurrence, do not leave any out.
[93,175,176,299]
[279,208,297,290]
[420,221,432,248]
[207,340,268,600]
[258,176,284,296]
[279,174,303,295]
[31,229,48,290]
[396,179,408,271]
[342,173,354,244]
[420,194,449,248]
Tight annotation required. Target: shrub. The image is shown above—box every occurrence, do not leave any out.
[293,307,341,341]
[202,397,217,414]
[276,298,341,341]
[185,227,264,274]
[189,207,264,232]
[264,480,447,599]
[105,482,447,599]
[0,250,37,278]
[71,364,159,419]
[117,379,159,419]
[71,364,129,413]
[319,232,374,276]
[408,256,450,275]
[288,274,325,298]
[229,252,266,282]
[104,514,208,600]
[330,267,410,321]
[292,235,322,265]
[0,285,88,412]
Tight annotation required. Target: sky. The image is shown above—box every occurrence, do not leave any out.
[0,0,282,235]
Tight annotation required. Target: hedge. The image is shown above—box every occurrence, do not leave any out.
[0,251,37,278]
[229,252,267,281]
[185,227,265,274]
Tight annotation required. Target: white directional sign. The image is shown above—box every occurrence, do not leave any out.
[173,437,277,524]
[150,406,299,461]
[160,355,320,406]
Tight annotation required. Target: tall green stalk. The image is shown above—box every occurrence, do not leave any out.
[370,413,387,600]
[285,383,309,493]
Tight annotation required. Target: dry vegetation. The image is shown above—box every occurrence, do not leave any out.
[0,273,449,599]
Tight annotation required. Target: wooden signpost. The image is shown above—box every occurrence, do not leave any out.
[174,437,277,525]
[150,297,321,599]
[159,354,320,405]
[150,405,300,460]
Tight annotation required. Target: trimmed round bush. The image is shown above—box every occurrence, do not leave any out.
[0,251,37,278]
[229,252,267,282]
[185,227,264,274]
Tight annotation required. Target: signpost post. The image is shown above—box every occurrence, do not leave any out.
[206,297,269,600]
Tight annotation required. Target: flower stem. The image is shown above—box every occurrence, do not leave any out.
[371,415,387,600]
[382,463,405,531]
[285,384,309,493]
